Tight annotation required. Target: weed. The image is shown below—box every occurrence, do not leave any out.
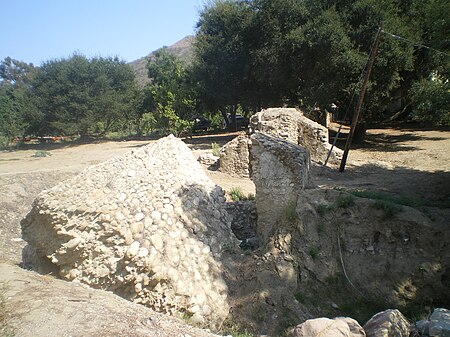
[229,187,254,202]
[316,203,330,216]
[284,201,298,223]
[246,193,255,200]
[334,194,355,208]
[229,187,246,201]
[294,292,306,303]
[308,246,320,260]
[32,150,51,157]
[350,190,450,209]
[0,284,14,337]
[373,200,402,219]
[211,142,221,157]
[181,311,193,322]
[222,240,238,254]
[221,317,254,337]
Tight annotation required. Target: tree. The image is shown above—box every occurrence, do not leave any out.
[193,0,448,126]
[0,57,36,147]
[193,0,254,129]
[28,54,136,136]
[143,49,197,134]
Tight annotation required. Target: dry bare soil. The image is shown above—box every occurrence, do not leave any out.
[0,127,449,335]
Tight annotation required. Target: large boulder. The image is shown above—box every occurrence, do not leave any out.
[250,132,312,246]
[363,309,410,337]
[250,107,342,164]
[21,135,237,329]
[289,317,366,337]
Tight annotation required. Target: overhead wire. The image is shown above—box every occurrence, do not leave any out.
[324,28,449,167]
[381,30,450,58]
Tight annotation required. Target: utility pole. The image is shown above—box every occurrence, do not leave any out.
[339,25,383,172]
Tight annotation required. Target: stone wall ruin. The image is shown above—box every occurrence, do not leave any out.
[250,107,342,164]
[21,135,237,329]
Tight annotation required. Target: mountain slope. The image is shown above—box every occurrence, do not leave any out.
[129,35,195,86]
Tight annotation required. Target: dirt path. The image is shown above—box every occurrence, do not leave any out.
[313,128,450,201]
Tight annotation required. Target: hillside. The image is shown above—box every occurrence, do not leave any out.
[129,35,195,86]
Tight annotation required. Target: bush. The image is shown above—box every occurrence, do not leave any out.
[374,200,402,219]
[410,78,450,126]
[211,142,221,157]
[32,150,51,157]
[334,194,355,208]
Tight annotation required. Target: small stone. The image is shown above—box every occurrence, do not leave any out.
[138,248,149,257]
[135,212,145,222]
[151,210,161,221]
[130,222,144,235]
[135,282,143,293]
[126,241,140,259]
[64,237,82,250]
[150,233,164,251]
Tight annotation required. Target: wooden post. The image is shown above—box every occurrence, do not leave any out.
[339,25,383,172]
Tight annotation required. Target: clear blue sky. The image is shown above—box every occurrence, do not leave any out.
[0,0,204,66]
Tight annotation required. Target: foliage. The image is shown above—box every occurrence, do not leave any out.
[373,200,402,219]
[211,142,221,156]
[284,201,298,223]
[349,189,450,209]
[0,57,36,148]
[193,0,449,123]
[333,194,355,209]
[316,203,330,216]
[0,86,25,148]
[308,246,320,260]
[32,150,51,158]
[142,49,197,135]
[229,187,246,201]
[410,78,450,126]
[193,0,254,125]
[27,54,136,137]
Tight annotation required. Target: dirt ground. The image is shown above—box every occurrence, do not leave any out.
[0,127,449,335]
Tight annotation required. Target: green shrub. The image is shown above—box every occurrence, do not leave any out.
[294,292,306,303]
[308,246,320,260]
[334,194,355,208]
[317,203,330,216]
[350,190,450,209]
[211,142,221,157]
[284,201,298,223]
[229,187,245,201]
[32,150,51,157]
[410,78,450,126]
[373,200,402,219]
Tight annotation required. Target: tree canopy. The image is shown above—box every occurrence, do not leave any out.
[27,54,137,136]
[193,0,449,123]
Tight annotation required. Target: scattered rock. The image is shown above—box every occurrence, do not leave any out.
[430,308,450,337]
[289,317,366,337]
[21,135,238,329]
[198,153,219,166]
[363,309,410,337]
[413,319,430,336]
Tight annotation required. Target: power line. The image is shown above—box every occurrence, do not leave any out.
[382,30,450,58]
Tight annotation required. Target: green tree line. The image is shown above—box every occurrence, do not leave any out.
[1,0,448,148]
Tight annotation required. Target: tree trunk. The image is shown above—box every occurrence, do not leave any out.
[353,122,367,144]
